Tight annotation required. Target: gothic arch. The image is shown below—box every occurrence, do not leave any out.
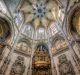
[66,2,80,39]
[0,13,14,61]
[32,43,52,75]
[35,43,49,51]
[0,12,15,44]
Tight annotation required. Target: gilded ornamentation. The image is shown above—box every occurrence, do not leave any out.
[32,44,52,75]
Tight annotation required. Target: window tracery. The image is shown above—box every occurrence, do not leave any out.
[50,22,58,36]
[19,0,59,29]
[22,24,33,38]
[14,12,23,27]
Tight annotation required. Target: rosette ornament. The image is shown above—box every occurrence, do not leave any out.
[19,0,59,29]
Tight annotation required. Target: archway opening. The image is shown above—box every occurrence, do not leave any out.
[32,44,52,75]
[0,17,11,60]
[0,17,11,42]
[70,7,80,36]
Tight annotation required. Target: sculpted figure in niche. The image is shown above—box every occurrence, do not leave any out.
[58,54,75,75]
[10,56,25,75]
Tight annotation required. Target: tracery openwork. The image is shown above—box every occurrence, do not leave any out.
[14,0,65,40]
[19,0,59,29]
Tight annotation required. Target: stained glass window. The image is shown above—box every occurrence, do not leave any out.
[22,24,33,38]
[50,22,58,36]
[14,12,23,26]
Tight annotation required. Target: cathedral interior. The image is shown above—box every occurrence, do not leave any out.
[0,0,80,75]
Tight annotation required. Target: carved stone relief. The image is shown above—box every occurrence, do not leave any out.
[10,56,25,75]
[58,54,75,75]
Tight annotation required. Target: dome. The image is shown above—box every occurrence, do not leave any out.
[0,0,80,75]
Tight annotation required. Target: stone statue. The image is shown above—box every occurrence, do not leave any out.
[58,54,75,75]
[10,56,25,75]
